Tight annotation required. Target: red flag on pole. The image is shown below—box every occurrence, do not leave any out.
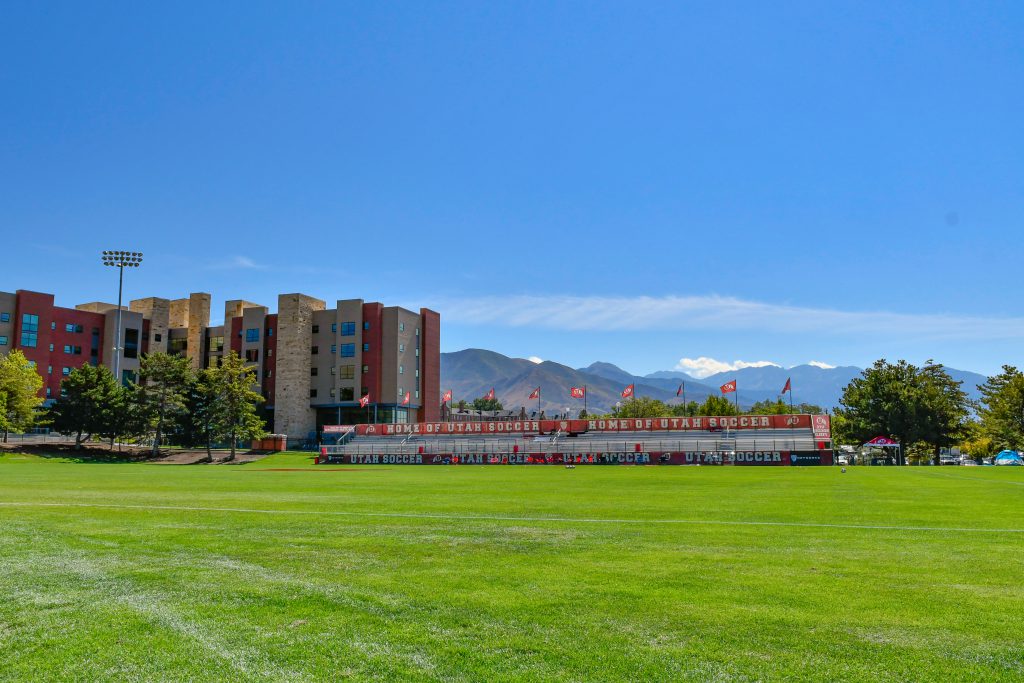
[359,394,370,407]
[621,383,635,399]
[676,382,684,397]
[782,378,792,394]
[570,387,586,398]
[484,388,495,401]
[720,380,737,394]
[401,391,410,405]
[442,389,452,403]
[528,387,540,400]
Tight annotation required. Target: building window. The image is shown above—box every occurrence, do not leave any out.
[416,327,420,336]
[48,344,54,352]
[47,365,52,375]
[245,328,259,342]
[50,321,56,330]
[245,349,259,363]
[311,367,318,376]
[0,312,8,322]
[309,389,317,398]
[123,329,139,359]
[340,387,354,401]
[363,321,370,331]
[340,365,355,380]
[400,322,405,332]
[312,324,319,333]
[62,367,71,376]
[362,343,370,352]
[361,386,368,396]
[46,387,51,397]
[210,336,224,352]
[0,336,7,346]
[415,390,420,399]
[65,323,81,333]
[399,343,405,353]
[362,364,369,374]
[416,348,419,357]
[267,370,272,378]
[268,327,273,336]
[168,338,187,355]
[268,349,272,357]
[311,346,319,354]
[331,323,337,333]
[340,322,355,336]
[154,333,162,343]
[20,314,39,347]
[339,343,355,357]
[330,367,335,375]
[330,344,336,354]
[329,388,335,398]
[399,365,404,374]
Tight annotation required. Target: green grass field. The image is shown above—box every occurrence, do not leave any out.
[1,452,1022,681]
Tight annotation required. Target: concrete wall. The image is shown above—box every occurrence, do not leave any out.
[186,293,210,370]
[129,297,170,354]
[274,293,325,440]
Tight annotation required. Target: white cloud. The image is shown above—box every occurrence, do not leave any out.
[674,357,780,379]
[208,255,266,270]
[807,360,836,369]
[527,356,543,364]
[431,294,1024,341]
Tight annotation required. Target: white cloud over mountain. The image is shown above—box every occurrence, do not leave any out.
[674,357,780,379]
[807,360,836,369]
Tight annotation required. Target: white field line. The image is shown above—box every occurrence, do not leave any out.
[0,500,1022,534]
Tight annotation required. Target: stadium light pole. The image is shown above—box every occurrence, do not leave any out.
[101,250,143,384]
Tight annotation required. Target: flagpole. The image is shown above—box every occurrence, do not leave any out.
[584,385,587,418]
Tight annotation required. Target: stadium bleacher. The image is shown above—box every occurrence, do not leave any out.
[320,415,833,466]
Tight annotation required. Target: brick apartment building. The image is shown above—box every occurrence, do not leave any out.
[0,289,440,440]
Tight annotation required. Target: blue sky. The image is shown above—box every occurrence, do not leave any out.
[2,2,1021,377]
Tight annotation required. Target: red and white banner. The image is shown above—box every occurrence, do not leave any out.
[442,389,452,403]
[401,391,410,406]
[528,387,540,400]
[353,414,817,436]
[720,380,737,394]
[570,387,586,398]
[865,435,896,446]
[812,414,831,440]
[621,384,634,399]
[359,394,370,408]
[335,450,831,466]
[782,378,792,394]
[323,425,355,434]
[484,388,495,401]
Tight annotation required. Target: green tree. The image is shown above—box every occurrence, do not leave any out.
[0,350,44,441]
[836,359,969,465]
[472,397,503,411]
[209,352,266,461]
[749,399,826,415]
[139,352,193,456]
[49,364,120,448]
[694,395,740,416]
[99,383,150,452]
[958,420,997,461]
[610,396,668,418]
[976,365,1024,450]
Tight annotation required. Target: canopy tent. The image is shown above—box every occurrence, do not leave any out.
[993,450,1023,466]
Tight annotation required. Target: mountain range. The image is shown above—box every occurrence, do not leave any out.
[440,349,989,414]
